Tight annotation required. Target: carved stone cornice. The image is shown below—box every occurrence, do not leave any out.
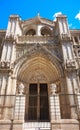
[0,61,14,71]
[9,15,20,21]
[23,16,54,28]
[0,61,10,68]
[60,34,72,42]
[16,35,54,44]
[4,35,16,43]
[0,68,13,73]
[66,59,76,69]
[63,59,78,74]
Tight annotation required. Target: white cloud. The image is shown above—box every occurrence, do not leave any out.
[75,11,80,20]
[53,12,62,21]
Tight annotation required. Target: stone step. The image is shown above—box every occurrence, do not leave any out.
[24,122,51,130]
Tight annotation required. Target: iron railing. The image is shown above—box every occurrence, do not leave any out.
[0,94,80,121]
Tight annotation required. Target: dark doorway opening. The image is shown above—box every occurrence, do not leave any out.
[25,83,50,122]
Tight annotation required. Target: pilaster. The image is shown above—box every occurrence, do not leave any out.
[56,14,74,63]
[49,83,61,121]
[6,15,22,37]
[1,36,16,63]
[14,84,25,121]
[65,70,79,119]
[56,14,69,35]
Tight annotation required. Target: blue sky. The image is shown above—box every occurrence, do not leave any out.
[0,0,80,29]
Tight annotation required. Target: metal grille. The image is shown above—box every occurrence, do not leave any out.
[0,95,16,119]
[26,83,49,121]
[0,94,79,120]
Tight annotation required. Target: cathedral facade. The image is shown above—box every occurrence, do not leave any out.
[0,14,80,130]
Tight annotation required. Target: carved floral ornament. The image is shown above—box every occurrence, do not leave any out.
[0,61,10,68]
[60,33,71,41]
[66,59,76,68]
[30,72,47,82]
[0,61,14,70]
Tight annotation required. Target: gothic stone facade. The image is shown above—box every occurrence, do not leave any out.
[0,14,80,130]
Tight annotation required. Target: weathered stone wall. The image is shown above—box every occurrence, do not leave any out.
[51,119,79,130]
[0,120,23,130]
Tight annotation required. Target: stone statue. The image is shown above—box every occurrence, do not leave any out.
[50,83,57,95]
[74,88,79,94]
[18,83,24,95]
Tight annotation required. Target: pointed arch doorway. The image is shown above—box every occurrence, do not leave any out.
[17,56,61,122]
[24,68,50,122]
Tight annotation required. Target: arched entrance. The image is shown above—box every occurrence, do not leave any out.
[17,56,60,83]
[17,55,61,122]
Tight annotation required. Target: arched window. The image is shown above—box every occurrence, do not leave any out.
[25,29,36,36]
[41,27,52,36]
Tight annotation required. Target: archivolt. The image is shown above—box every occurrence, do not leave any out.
[13,46,63,83]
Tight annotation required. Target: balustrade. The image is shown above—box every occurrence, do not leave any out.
[17,35,54,44]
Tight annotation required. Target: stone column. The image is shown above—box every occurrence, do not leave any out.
[14,83,25,121]
[2,73,12,119]
[1,41,14,63]
[11,76,17,95]
[1,43,7,61]
[3,74,17,121]
[0,74,3,94]
[66,72,78,119]
[0,74,8,119]
[6,43,12,61]
[56,14,74,63]
[0,72,16,120]
[56,14,70,35]
[11,42,16,63]
[75,89,80,119]
[6,15,22,37]
[49,83,61,121]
